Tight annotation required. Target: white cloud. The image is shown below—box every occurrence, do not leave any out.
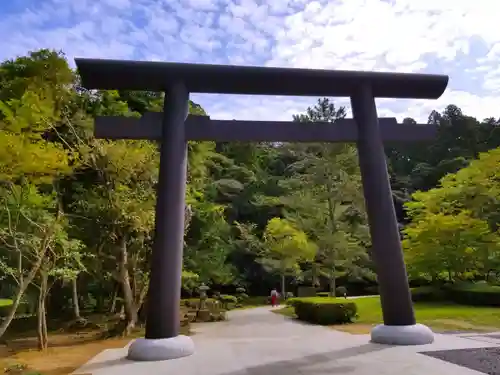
[1,0,500,124]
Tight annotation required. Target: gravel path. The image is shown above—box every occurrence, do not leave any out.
[422,347,500,375]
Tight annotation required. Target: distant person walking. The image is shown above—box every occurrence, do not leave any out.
[270,288,279,307]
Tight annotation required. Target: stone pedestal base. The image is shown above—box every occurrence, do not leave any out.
[370,324,434,345]
[127,335,195,361]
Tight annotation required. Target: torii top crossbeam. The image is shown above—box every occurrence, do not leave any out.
[75,58,448,99]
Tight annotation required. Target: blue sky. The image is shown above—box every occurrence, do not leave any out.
[1,0,499,122]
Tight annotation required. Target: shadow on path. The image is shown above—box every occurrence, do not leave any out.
[74,355,133,374]
[76,343,389,374]
[221,343,389,375]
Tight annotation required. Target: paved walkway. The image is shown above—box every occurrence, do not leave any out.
[74,307,500,375]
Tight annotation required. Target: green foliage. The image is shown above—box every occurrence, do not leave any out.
[403,147,500,281]
[181,271,200,291]
[261,218,317,274]
[403,211,499,281]
[409,284,500,306]
[0,184,83,283]
[273,99,372,291]
[293,297,357,325]
[258,217,317,295]
[0,299,13,317]
[238,293,249,301]
[410,286,446,302]
[335,286,347,296]
[447,283,500,306]
[219,294,238,304]
[285,297,300,307]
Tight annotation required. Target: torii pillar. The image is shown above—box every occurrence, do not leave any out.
[76,58,449,361]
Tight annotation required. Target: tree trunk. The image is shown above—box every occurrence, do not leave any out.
[329,267,336,297]
[325,191,338,299]
[0,250,47,338]
[281,274,286,298]
[109,283,119,314]
[37,273,49,351]
[71,276,81,320]
[311,262,319,287]
[135,283,149,325]
[37,297,43,350]
[118,235,138,336]
[0,282,27,338]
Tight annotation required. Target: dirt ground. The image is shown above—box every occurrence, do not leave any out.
[0,331,138,375]
[0,320,194,375]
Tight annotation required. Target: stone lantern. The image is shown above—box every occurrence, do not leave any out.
[198,283,210,310]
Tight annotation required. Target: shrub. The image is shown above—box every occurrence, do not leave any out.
[364,285,379,295]
[0,299,13,317]
[286,297,300,307]
[243,296,268,306]
[219,294,238,304]
[297,286,317,297]
[447,283,500,306]
[237,293,249,302]
[218,294,238,309]
[293,298,357,325]
[182,298,216,310]
[212,291,221,299]
[3,315,39,334]
[410,286,446,302]
[286,292,294,299]
[336,286,348,297]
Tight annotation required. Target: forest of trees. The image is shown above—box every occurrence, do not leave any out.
[1,49,500,349]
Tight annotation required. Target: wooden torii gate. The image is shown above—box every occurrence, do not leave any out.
[76,58,448,361]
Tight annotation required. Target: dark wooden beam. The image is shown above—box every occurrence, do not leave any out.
[75,58,448,99]
[94,113,436,143]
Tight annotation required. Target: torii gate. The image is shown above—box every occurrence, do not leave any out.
[76,58,448,361]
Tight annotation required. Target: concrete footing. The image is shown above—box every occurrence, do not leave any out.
[371,323,434,345]
[127,335,195,361]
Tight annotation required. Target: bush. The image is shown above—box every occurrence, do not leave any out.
[181,298,216,310]
[237,293,249,302]
[293,298,357,325]
[219,294,238,304]
[317,288,347,298]
[447,283,500,306]
[286,292,294,299]
[0,299,13,317]
[410,286,446,302]
[336,286,348,297]
[218,294,238,309]
[242,296,268,306]
[3,315,39,335]
[297,286,317,297]
[364,285,379,295]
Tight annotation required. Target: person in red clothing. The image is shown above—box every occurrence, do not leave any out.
[270,288,279,307]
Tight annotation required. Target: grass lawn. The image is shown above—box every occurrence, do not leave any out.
[0,298,13,307]
[274,296,500,334]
